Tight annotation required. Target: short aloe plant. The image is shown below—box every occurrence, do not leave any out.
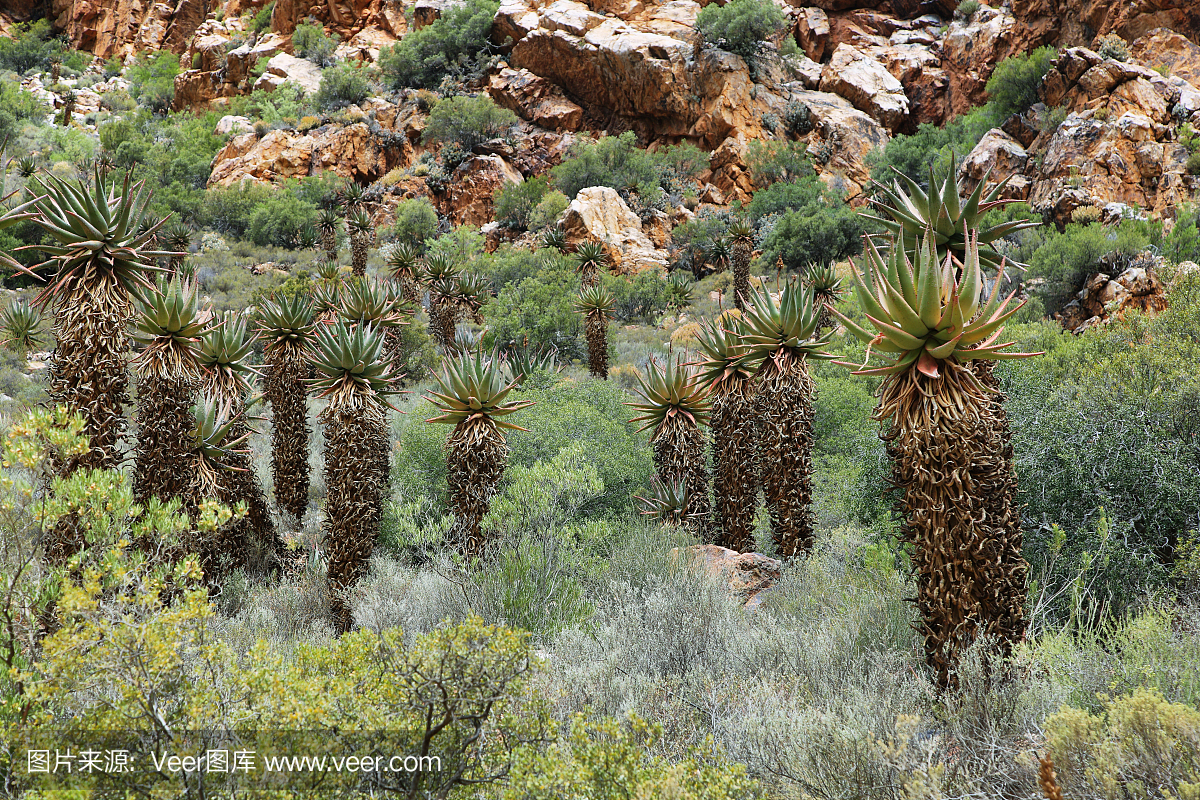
[426,351,534,556]
[628,353,712,536]
[0,299,44,354]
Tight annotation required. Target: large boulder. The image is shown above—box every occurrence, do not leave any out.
[559,187,668,271]
[790,89,891,200]
[680,545,782,611]
[442,155,524,227]
[51,0,206,58]
[941,4,1022,116]
[794,7,831,62]
[960,128,1029,195]
[819,44,909,132]
[208,123,398,187]
[487,67,585,131]
[1129,28,1200,87]
[254,52,324,94]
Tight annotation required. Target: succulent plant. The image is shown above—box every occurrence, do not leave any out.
[729,220,755,311]
[864,154,1039,271]
[163,220,192,276]
[318,206,341,262]
[573,284,615,379]
[310,319,402,632]
[132,276,208,511]
[425,252,462,352]
[502,345,560,387]
[573,240,610,287]
[258,294,317,519]
[386,241,423,303]
[346,208,374,277]
[0,299,44,354]
[540,226,568,252]
[628,354,712,535]
[741,279,833,557]
[804,261,843,333]
[16,155,38,178]
[694,316,758,552]
[427,350,534,555]
[635,476,699,528]
[832,226,1037,688]
[666,272,695,311]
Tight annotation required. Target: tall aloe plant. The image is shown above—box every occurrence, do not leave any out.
[309,320,403,632]
[830,227,1038,688]
[740,281,834,558]
[258,295,317,520]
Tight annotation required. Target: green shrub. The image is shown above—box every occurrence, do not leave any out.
[953,0,980,20]
[0,81,46,144]
[984,45,1056,119]
[292,20,337,66]
[759,204,863,272]
[1044,689,1200,797]
[378,0,500,89]
[495,176,550,230]
[250,1,275,33]
[746,177,824,221]
[0,19,66,75]
[201,182,275,238]
[605,270,673,323]
[1095,33,1130,62]
[422,94,517,151]
[313,63,370,110]
[1187,150,1200,176]
[746,139,814,185]
[1025,220,1160,308]
[384,197,439,248]
[549,132,708,207]
[529,189,569,230]
[485,264,583,358]
[1165,204,1200,264]
[247,192,318,248]
[695,0,787,62]
[126,51,181,113]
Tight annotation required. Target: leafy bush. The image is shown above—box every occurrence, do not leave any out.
[126,51,181,113]
[485,263,583,358]
[746,177,824,221]
[1165,204,1200,264]
[758,191,864,270]
[985,45,1057,119]
[378,0,500,89]
[422,94,517,151]
[529,189,569,230]
[384,197,439,249]
[867,104,997,184]
[1044,689,1200,797]
[247,192,318,248]
[746,139,814,185]
[0,19,66,75]
[1095,33,1130,62]
[292,20,337,66]
[1025,218,1159,309]
[954,0,980,20]
[495,176,550,230]
[0,81,46,144]
[1188,150,1200,176]
[250,1,275,33]
[200,182,274,238]
[550,132,708,208]
[604,270,673,323]
[695,0,787,62]
[313,63,370,110]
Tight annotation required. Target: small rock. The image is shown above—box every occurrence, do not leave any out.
[678,544,782,611]
[215,115,255,136]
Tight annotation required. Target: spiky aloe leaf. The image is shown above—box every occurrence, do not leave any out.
[258,294,317,348]
[574,240,610,287]
[627,353,711,435]
[340,276,411,329]
[426,350,535,430]
[307,320,403,403]
[192,396,250,468]
[0,299,44,352]
[635,476,698,528]
[199,311,260,398]
[133,275,206,347]
[22,167,176,296]
[830,226,1040,379]
[502,345,560,387]
[863,154,1039,270]
[541,226,567,252]
[740,279,835,366]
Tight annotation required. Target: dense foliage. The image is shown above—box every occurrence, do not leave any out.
[695,0,788,62]
[378,0,500,89]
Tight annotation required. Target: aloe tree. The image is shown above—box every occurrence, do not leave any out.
[831,228,1038,688]
[573,241,610,287]
[424,252,462,352]
[198,312,280,563]
[426,351,534,556]
[132,276,208,511]
[574,285,614,379]
[629,354,712,536]
[318,207,341,263]
[0,300,44,355]
[189,396,254,583]
[695,317,758,552]
[347,208,374,277]
[339,277,413,506]
[804,261,843,334]
[387,241,424,304]
[309,320,403,632]
[729,220,754,311]
[740,281,834,557]
[23,169,171,475]
[258,295,317,520]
